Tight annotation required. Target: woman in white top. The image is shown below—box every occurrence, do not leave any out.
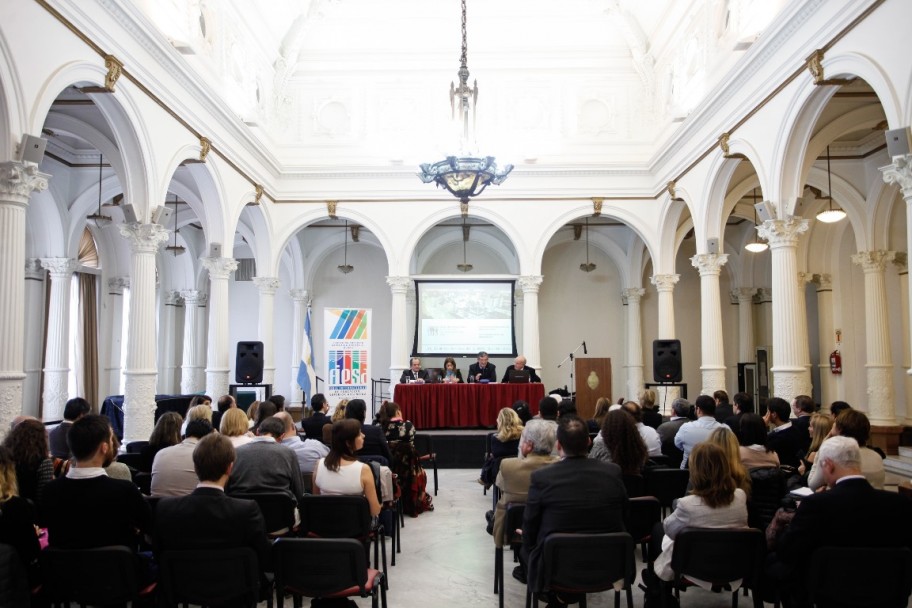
[313,419,381,516]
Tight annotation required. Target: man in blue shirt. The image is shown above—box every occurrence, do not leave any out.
[673,394,729,468]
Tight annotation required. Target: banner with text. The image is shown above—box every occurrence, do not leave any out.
[324,308,372,405]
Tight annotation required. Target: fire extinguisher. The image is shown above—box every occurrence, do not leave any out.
[829,350,842,375]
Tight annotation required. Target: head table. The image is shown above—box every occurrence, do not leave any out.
[392,382,544,429]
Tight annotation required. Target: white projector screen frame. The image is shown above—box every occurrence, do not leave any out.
[412,280,517,357]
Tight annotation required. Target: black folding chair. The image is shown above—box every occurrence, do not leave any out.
[39,545,156,607]
[628,496,662,563]
[273,538,387,608]
[807,546,912,607]
[494,503,526,608]
[159,546,269,608]
[644,467,690,517]
[413,433,438,495]
[230,492,298,537]
[525,532,636,608]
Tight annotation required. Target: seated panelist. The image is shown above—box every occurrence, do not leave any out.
[468,351,497,383]
[399,357,429,384]
[442,356,464,383]
[501,355,541,383]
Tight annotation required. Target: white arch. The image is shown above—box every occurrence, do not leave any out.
[413,223,517,275]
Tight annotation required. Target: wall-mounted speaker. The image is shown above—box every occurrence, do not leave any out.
[122,204,138,224]
[151,205,173,225]
[209,242,222,258]
[754,201,776,223]
[17,134,46,165]
[653,339,682,383]
[886,127,912,159]
[707,238,719,254]
[236,341,264,384]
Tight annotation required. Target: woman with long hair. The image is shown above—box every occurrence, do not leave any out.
[738,413,780,469]
[139,411,182,472]
[479,408,524,487]
[589,410,648,475]
[587,397,612,432]
[377,401,416,443]
[331,399,349,423]
[707,427,751,496]
[442,357,463,383]
[808,409,883,490]
[0,446,40,584]
[219,408,254,448]
[3,419,53,505]
[312,419,381,517]
[378,401,433,516]
[638,388,663,429]
[651,442,749,582]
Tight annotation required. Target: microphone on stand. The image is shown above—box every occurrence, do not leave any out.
[583,341,588,355]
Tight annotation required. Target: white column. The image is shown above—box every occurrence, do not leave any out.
[179,290,204,393]
[253,276,280,386]
[159,290,182,394]
[387,276,410,385]
[734,288,756,362]
[894,255,912,424]
[104,277,129,397]
[812,274,838,408]
[796,271,813,381]
[289,289,308,406]
[757,216,811,402]
[202,257,238,400]
[882,157,912,378]
[0,163,49,431]
[519,275,544,372]
[196,293,209,383]
[622,287,646,399]
[650,273,680,407]
[119,223,168,442]
[691,253,729,395]
[39,258,77,421]
[851,250,897,425]
[22,259,46,417]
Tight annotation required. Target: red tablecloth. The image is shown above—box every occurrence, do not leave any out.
[393,383,545,429]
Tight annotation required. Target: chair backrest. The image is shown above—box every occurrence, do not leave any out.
[116,452,144,469]
[39,545,143,604]
[231,492,297,535]
[414,433,434,457]
[747,466,787,530]
[644,467,690,507]
[540,533,635,594]
[273,537,369,598]
[660,437,685,468]
[302,471,314,493]
[159,547,260,607]
[669,528,765,586]
[0,543,29,607]
[647,454,670,467]
[299,494,372,539]
[501,503,526,548]
[621,473,646,498]
[807,546,912,607]
[627,496,661,542]
[125,440,149,454]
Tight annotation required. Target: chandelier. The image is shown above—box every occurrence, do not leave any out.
[418,0,513,204]
[338,220,354,274]
[744,188,768,253]
[86,153,112,227]
[816,145,846,223]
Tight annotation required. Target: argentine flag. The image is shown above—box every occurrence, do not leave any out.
[297,306,316,400]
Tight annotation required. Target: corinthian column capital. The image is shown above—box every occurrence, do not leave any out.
[757,216,809,248]
[386,276,411,294]
[650,273,680,292]
[518,275,544,294]
[881,155,912,199]
[253,276,281,295]
[0,161,50,203]
[201,256,239,280]
[621,287,646,305]
[39,257,77,279]
[119,223,169,254]
[851,250,895,273]
[691,253,729,276]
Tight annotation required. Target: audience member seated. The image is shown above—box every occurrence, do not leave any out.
[674,395,728,469]
[640,389,663,429]
[220,409,253,449]
[105,435,133,482]
[622,401,662,456]
[790,395,815,457]
[48,397,90,459]
[139,411,182,473]
[151,419,214,497]
[519,416,626,595]
[738,413,780,469]
[275,411,328,475]
[479,407,523,488]
[246,400,260,430]
[300,393,330,439]
[378,401,433,516]
[442,356,464,383]
[40,415,153,580]
[227,416,304,507]
[769,436,912,606]
[0,446,40,585]
[657,398,691,467]
[153,433,271,571]
[251,400,278,434]
[537,396,559,422]
[807,409,884,490]
[706,428,751,496]
[512,400,532,424]
[345,399,392,463]
[490,419,557,547]
[725,391,753,429]
[589,410,648,476]
[650,442,748,584]
[587,397,612,433]
[797,412,833,480]
[713,389,734,424]
[267,394,286,411]
[829,400,852,418]
[211,393,236,433]
[557,400,577,420]
[331,399,349,423]
[312,420,381,517]
[3,418,54,505]
[764,397,804,468]
[180,403,213,438]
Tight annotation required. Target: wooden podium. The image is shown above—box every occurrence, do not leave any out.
[574,357,611,420]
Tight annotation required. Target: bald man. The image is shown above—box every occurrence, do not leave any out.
[501,355,541,383]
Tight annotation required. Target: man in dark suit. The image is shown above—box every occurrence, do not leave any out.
[724,391,753,430]
[790,394,815,454]
[713,390,733,424]
[300,393,330,439]
[399,357,429,384]
[154,433,272,572]
[770,435,912,604]
[764,397,804,468]
[48,397,90,459]
[520,416,628,597]
[501,355,541,383]
[468,351,497,383]
[345,398,392,463]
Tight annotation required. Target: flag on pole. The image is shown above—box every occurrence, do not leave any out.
[297,306,317,400]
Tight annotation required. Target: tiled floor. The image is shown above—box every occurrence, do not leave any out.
[266,469,779,608]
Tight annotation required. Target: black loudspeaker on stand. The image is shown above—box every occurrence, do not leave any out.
[653,339,682,383]
[236,341,264,384]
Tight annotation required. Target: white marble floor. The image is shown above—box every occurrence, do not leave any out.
[267,469,783,608]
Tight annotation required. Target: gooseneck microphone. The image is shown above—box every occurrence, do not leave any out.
[583,341,588,355]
